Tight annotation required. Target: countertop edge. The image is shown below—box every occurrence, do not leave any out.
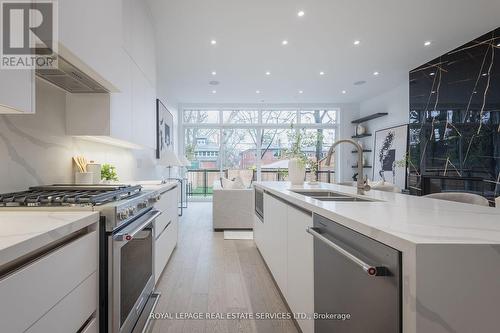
[0,212,99,268]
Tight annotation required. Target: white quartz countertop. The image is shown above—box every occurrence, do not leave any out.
[128,180,178,194]
[0,211,99,267]
[254,182,500,249]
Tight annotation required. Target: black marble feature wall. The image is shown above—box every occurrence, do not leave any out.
[409,28,500,201]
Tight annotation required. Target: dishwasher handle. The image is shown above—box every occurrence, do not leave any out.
[306,227,389,277]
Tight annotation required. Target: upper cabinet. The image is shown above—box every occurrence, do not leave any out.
[58,0,123,90]
[122,0,157,87]
[61,0,157,149]
[0,69,35,114]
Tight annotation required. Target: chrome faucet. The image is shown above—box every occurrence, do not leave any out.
[325,139,370,195]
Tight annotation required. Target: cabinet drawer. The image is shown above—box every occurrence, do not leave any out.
[0,231,97,333]
[155,219,177,284]
[26,272,97,333]
[155,187,178,232]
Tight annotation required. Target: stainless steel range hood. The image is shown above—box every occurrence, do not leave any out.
[36,56,109,93]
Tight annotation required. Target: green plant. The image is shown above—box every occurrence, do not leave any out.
[283,124,316,168]
[101,164,118,181]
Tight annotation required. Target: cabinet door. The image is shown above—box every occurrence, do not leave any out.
[253,214,264,251]
[287,206,314,333]
[0,69,34,114]
[58,0,123,88]
[263,193,288,295]
[132,64,156,149]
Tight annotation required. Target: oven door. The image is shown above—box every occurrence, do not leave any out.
[109,209,161,333]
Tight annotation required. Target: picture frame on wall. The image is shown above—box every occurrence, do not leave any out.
[156,99,174,159]
[373,124,409,189]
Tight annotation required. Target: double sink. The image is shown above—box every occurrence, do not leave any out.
[291,190,374,202]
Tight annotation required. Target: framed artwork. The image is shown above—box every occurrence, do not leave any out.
[156,99,174,159]
[373,124,408,189]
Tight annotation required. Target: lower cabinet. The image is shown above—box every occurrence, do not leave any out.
[0,229,98,333]
[287,205,314,333]
[154,186,179,284]
[257,191,314,333]
[263,193,288,294]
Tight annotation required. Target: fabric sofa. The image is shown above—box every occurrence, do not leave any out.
[212,180,254,230]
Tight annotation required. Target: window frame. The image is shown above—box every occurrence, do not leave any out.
[181,106,340,181]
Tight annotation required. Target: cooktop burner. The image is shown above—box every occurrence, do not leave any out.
[0,184,142,207]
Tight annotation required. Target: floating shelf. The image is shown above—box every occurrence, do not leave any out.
[351,112,388,124]
[351,150,372,153]
[351,133,372,139]
[352,165,372,168]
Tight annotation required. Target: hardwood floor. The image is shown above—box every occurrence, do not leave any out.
[150,202,299,333]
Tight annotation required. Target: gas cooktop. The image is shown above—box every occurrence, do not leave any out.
[0,184,142,207]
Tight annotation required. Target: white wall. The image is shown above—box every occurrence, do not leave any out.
[0,79,177,193]
[349,81,410,179]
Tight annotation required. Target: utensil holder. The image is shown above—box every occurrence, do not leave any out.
[75,172,93,184]
[86,163,102,184]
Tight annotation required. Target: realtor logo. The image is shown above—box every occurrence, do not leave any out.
[1,0,58,69]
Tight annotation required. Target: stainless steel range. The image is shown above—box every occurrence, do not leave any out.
[0,184,162,333]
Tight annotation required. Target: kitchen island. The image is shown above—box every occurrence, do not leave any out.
[254,181,500,333]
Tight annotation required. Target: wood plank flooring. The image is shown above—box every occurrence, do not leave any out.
[150,202,299,333]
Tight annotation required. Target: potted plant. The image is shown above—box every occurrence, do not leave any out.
[284,125,315,185]
[101,163,119,183]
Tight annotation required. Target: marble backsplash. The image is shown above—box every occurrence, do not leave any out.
[0,79,176,193]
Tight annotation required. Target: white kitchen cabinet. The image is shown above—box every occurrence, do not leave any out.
[262,193,288,295]
[58,0,123,89]
[253,214,264,251]
[287,206,314,333]
[154,186,179,283]
[257,191,315,333]
[0,230,98,333]
[25,273,97,333]
[0,68,35,114]
[132,63,156,149]
[122,0,157,86]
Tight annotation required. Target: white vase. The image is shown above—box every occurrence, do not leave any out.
[356,124,366,135]
[288,158,306,185]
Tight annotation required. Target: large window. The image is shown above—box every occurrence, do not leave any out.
[182,108,339,196]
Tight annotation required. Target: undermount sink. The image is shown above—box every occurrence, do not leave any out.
[290,190,374,202]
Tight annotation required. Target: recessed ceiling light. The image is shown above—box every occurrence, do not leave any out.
[297,10,305,17]
[210,39,217,45]
[429,72,435,76]
[424,41,432,46]
[211,71,216,76]
[256,90,260,94]
[298,90,303,94]
[353,40,360,46]
[497,42,500,47]
[265,71,271,76]
[482,73,488,77]
[373,71,379,76]
[319,71,325,76]
[212,90,217,94]
[282,40,288,45]
[431,90,436,94]
[341,90,347,94]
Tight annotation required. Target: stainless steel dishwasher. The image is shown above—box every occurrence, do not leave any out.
[309,214,401,333]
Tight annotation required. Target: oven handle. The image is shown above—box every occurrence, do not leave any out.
[306,227,389,276]
[114,210,162,241]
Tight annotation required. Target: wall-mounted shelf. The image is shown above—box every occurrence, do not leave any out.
[351,112,388,124]
[351,150,372,153]
[352,165,372,168]
[351,134,372,139]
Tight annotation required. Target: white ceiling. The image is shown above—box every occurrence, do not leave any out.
[147,0,500,105]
